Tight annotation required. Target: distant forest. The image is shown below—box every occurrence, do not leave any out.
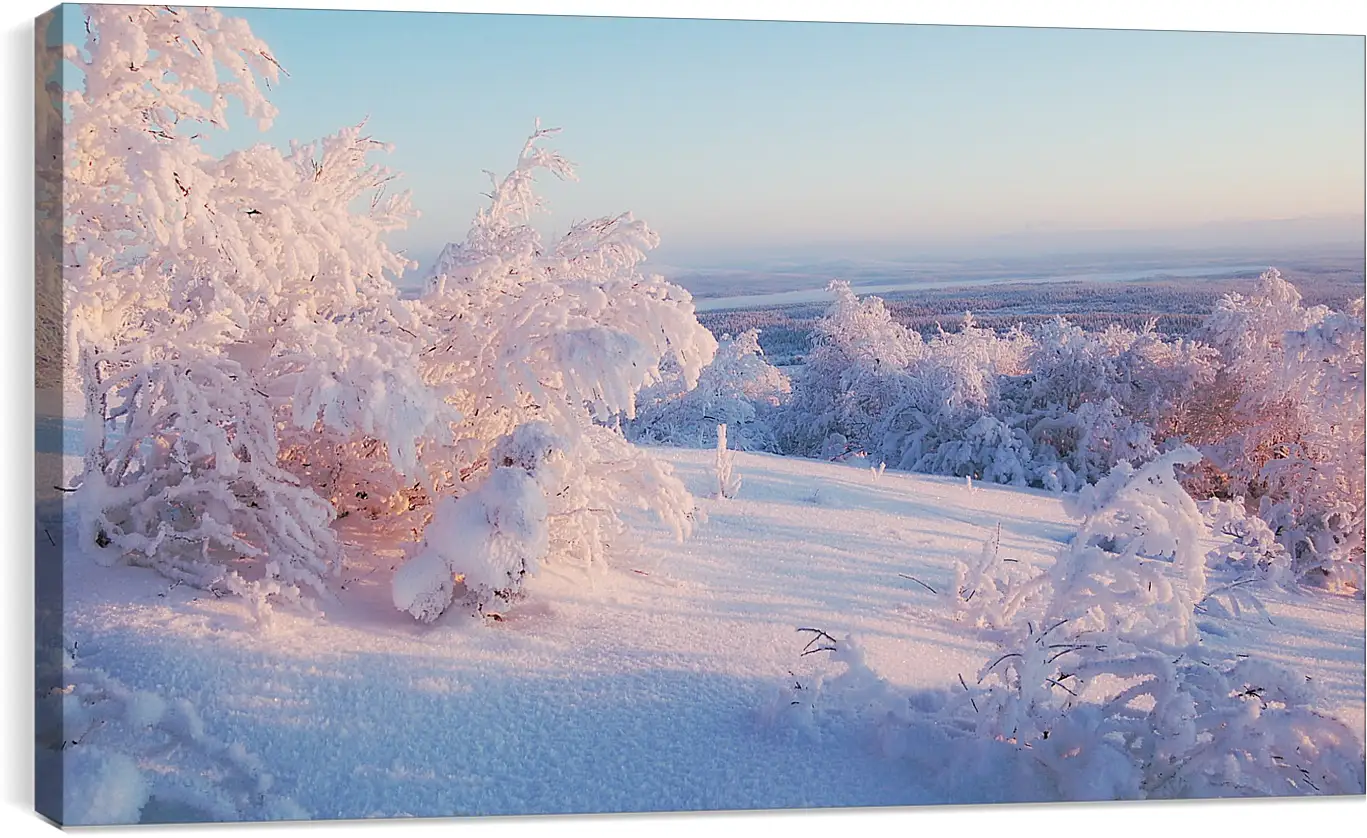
[700,265,1365,364]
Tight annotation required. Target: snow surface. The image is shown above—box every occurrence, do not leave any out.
[44,434,1365,821]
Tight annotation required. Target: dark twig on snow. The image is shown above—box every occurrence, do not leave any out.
[796,627,838,656]
[897,573,938,594]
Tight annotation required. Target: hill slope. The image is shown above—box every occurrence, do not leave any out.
[44,445,1366,821]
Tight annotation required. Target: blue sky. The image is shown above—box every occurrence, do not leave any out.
[60,5,1365,272]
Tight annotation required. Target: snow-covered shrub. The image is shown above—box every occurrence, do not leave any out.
[36,646,305,824]
[777,281,923,456]
[77,340,339,610]
[1197,270,1365,588]
[63,6,450,610]
[387,129,715,620]
[782,290,1035,478]
[1201,498,1294,587]
[714,424,741,499]
[627,328,790,452]
[918,414,1035,486]
[392,452,549,621]
[951,524,1041,630]
[870,317,1027,476]
[782,448,1364,801]
[1004,317,1217,490]
[63,7,711,619]
[962,446,1364,797]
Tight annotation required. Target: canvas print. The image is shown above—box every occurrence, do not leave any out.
[33,2,1366,826]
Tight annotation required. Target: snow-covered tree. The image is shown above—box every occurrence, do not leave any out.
[1197,270,1365,588]
[1006,317,1217,490]
[63,6,342,608]
[627,328,790,452]
[777,281,924,457]
[386,127,718,619]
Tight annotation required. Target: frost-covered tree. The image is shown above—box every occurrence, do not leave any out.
[386,127,718,619]
[1198,270,1365,588]
[627,328,790,452]
[60,6,449,611]
[777,281,924,456]
[64,7,718,619]
[1006,317,1216,490]
[873,313,1033,479]
[960,447,1364,796]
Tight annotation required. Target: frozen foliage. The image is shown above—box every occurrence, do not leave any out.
[783,449,1365,800]
[627,329,790,452]
[1198,270,1365,587]
[778,283,1200,491]
[777,281,927,457]
[776,271,1361,592]
[389,128,717,620]
[64,6,447,610]
[714,424,741,499]
[36,646,305,824]
[978,448,1366,797]
[1201,498,1294,590]
[393,464,549,621]
[78,342,339,611]
[63,7,713,618]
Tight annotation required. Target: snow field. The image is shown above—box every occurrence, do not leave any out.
[51,446,1364,820]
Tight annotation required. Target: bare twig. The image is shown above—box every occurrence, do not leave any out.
[979,652,1023,683]
[897,573,938,594]
[796,627,838,656]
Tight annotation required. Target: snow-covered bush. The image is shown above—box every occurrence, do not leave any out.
[961,446,1363,797]
[1007,317,1216,490]
[78,340,340,611]
[392,452,549,621]
[36,646,305,824]
[1197,270,1365,588]
[777,281,923,456]
[627,328,790,452]
[714,424,741,499]
[1201,498,1294,587]
[387,128,716,620]
[62,7,713,619]
[870,314,1031,477]
[779,448,1365,800]
[63,6,451,611]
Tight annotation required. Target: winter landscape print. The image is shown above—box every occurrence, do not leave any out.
[32,2,1367,827]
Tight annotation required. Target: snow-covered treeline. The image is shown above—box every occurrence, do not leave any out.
[625,329,790,453]
[759,273,1364,589]
[59,5,716,621]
